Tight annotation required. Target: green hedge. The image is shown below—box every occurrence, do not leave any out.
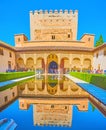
[0,71,35,82]
[70,72,106,90]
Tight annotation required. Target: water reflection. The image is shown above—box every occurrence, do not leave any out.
[0,86,18,111]
[18,75,89,97]
[33,104,73,126]
[19,98,88,126]
[0,75,106,128]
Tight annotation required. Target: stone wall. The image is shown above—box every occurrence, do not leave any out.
[30,10,78,41]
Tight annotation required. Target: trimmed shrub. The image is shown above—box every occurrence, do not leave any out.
[90,75,106,90]
[70,72,106,90]
[0,71,35,82]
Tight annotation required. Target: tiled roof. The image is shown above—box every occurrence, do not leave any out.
[0,41,15,51]
[93,43,106,51]
[15,46,93,52]
[0,39,106,52]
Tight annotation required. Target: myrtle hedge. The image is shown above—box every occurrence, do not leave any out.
[70,72,106,90]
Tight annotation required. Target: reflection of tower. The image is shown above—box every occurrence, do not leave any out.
[33,104,72,127]
[19,97,89,127]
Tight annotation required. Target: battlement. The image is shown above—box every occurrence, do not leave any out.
[30,9,78,16]
[30,9,78,41]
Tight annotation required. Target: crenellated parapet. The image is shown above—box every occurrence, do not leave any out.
[30,9,78,41]
[30,9,78,16]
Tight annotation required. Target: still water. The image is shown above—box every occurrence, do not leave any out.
[0,75,106,130]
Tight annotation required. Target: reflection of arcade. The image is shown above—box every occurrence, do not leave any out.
[19,98,89,127]
[18,75,89,97]
[48,61,58,73]
[47,54,58,74]
[18,76,90,127]
[47,75,58,95]
[0,76,106,117]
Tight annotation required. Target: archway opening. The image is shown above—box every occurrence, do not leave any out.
[48,61,58,73]
[60,57,70,74]
[17,57,25,71]
[47,54,58,74]
[83,58,91,72]
[26,58,34,71]
[36,57,45,74]
[71,58,81,71]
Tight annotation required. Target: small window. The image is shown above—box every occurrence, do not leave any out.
[68,34,70,38]
[65,106,67,109]
[12,92,15,97]
[4,96,8,102]
[52,35,55,40]
[8,61,11,69]
[88,38,90,41]
[96,53,98,58]
[83,105,85,108]
[18,38,20,42]
[104,50,106,56]
[51,105,54,108]
[22,103,24,107]
[9,52,12,57]
[0,48,4,55]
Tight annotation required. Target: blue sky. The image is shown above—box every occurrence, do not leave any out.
[0,0,106,46]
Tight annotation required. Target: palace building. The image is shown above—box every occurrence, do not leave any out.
[0,9,106,73]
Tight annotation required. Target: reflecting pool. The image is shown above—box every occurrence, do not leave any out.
[0,75,106,130]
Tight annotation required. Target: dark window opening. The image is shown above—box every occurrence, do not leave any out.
[65,106,67,109]
[52,35,55,40]
[51,105,54,108]
[4,96,8,102]
[9,52,12,57]
[83,105,85,108]
[18,38,20,42]
[0,48,4,55]
[12,92,15,97]
[68,34,70,38]
[22,103,24,107]
[96,53,98,58]
[8,61,11,69]
[104,50,106,56]
[88,38,90,41]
